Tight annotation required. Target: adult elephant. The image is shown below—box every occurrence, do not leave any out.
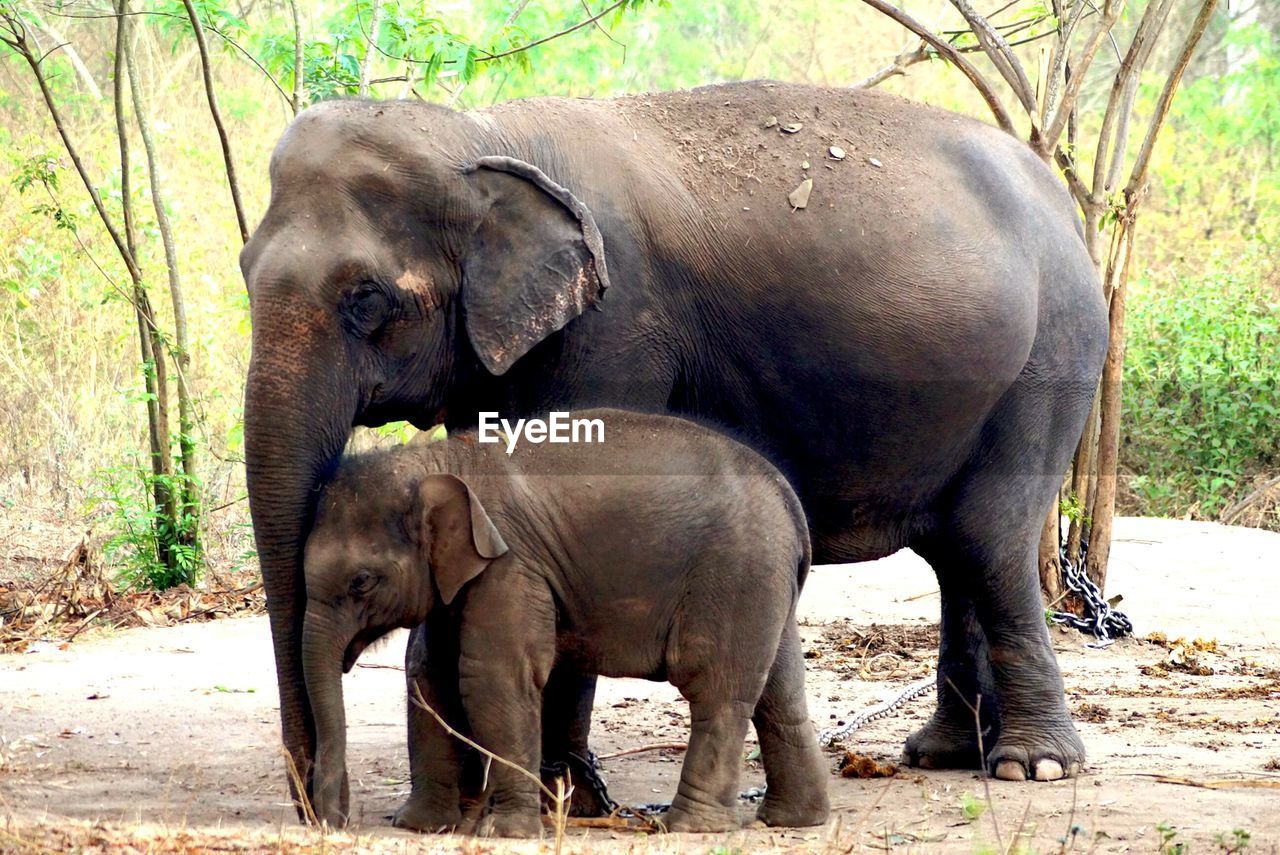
[241,80,1106,819]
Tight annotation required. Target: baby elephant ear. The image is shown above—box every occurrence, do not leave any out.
[417,474,508,605]
[460,156,610,376]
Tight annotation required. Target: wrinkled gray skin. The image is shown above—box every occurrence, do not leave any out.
[301,410,830,835]
[241,80,1107,814]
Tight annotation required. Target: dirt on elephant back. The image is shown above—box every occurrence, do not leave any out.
[1,517,1279,854]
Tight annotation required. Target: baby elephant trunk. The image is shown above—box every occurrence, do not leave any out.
[301,609,352,828]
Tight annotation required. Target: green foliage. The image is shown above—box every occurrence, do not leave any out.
[1123,247,1280,518]
[958,792,988,823]
[1149,24,1280,254]
[236,0,665,107]
[91,459,202,591]
[1215,828,1251,854]
[1060,491,1089,524]
[1157,821,1188,855]
[11,153,78,230]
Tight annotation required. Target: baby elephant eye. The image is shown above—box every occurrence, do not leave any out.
[349,571,380,597]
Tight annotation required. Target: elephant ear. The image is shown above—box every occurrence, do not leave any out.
[460,156,611,376]
[416,474,508,605]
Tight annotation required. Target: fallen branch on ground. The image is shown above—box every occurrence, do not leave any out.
[596,742,687,760]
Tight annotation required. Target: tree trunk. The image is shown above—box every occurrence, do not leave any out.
[112,0,171,544]
[1085,227,1136,591]
[357,0,383,98]
[289,0,305,113]
[1038,503,1064,603]
[124,15,202,575]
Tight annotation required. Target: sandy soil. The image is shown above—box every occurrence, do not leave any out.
[2,517,1278,852]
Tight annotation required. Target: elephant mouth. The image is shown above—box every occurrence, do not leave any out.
[341,625,394,673]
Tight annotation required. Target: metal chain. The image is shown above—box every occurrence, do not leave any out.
[541,750,618,815]
[1048,530,1133,648]
[818,674,937,746]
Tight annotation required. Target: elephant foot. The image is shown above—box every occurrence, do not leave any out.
[987,724,1085,782]
[755,794,829,829]
[665,799,738,834]
[903,712,1084,782]
[391,797,461,833]
[476,810,542,839]
[902,712,988,770]
[541,750,615,817]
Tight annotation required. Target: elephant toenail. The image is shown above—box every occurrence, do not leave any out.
[1034,759,1065,781]
[994,760,1027,781]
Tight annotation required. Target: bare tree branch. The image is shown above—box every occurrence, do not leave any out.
[855,28,1060,91]
[1042,0,1121,152]
[1089,0,1175,203]
[579,0,625,59]
[46,6,292,108]
[289,0,304,113]
[180,0,249,243]
[853,0,1016,133]
[20,0,101,99]
[949,0,1039,120]
[1126,0,1222,198]
[478,0,629,62]
[0,11,142,283]
[855,41,931,88]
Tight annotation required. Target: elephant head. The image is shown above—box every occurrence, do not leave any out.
[301,463,507,828]
[239,100,609,812]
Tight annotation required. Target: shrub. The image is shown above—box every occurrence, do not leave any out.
[1122,247,1280,519]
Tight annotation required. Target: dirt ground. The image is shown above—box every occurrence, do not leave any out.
[2,516,1278,853]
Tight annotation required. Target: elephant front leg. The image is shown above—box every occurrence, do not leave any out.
[540,666,614,817]
[461,672,547,838]
[457,607,556,839]
[396,624,468,832]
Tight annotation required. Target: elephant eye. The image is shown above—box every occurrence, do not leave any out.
[342,281,394,337]
[349,570,381,597]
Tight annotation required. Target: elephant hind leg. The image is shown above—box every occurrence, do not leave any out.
[540,666,613,817]
[901,580,999,771]
[753,619,829,828]
[907,369,1091,781]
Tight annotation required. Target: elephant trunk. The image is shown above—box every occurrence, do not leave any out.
[243,310,356,813]
[302,608,353,828]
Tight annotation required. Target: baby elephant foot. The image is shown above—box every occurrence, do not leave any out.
[476,810,543,839]
[988,726,1085,782]
[756,793,829,829]
[665,803,738,834]
[392,798,461,833]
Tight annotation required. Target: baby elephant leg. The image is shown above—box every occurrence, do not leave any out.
[753,620,830,828]
[666,697,754,833]
[396,624,468,832]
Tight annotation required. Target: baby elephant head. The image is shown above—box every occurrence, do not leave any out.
[300,465,508,828]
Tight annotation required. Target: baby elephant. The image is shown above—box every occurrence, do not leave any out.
[301,409,829,836]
